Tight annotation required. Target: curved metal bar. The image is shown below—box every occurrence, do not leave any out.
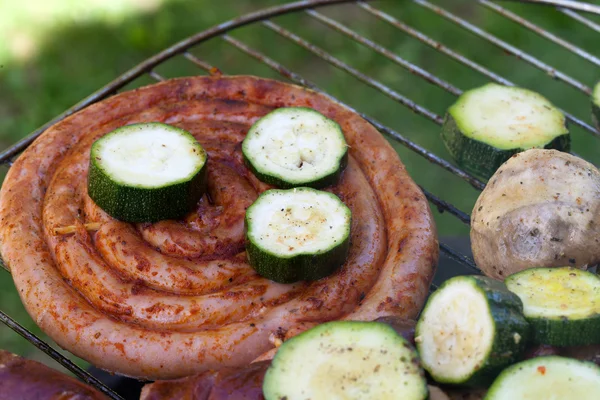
[498,0,600,15]
[0,0,359,163]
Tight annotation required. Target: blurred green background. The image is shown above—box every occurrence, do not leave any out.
[0,0,599,372]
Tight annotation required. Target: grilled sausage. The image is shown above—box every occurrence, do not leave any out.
[0,76,438,379]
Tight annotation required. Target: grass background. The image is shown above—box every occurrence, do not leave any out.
[0,0,599,375]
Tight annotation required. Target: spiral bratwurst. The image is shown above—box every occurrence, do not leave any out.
[0,76,438,379]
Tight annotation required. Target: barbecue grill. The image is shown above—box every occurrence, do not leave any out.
[1,0,599,398]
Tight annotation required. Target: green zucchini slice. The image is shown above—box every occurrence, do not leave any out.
[505,267,600,347]
[242,107,348,189]
[88,122,208,223]
[415,275,530,387]
[262,321,428,400]
[593,81,600,132]
[245,187,351,283]
[442,83,570,179]
[485,356,600,400]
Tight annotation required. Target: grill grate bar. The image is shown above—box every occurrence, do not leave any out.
[439,242,480,273]
[0,309,124,400]
[560,8,600,33]
[183,51,214,72]
[415,0,591,95]
[184,47,478,276]
[262,20,445,125]
[7,0,599,391]
[219,35,478,269]
[482,1,600,68]
[305,9,463,96]
[421,187,471,225]
[358,2,511,85]
[148,70,166,82]
[221,34,486,191]
[358,2,599,138]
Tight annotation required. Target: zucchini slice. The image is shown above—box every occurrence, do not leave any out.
[505,267,600,347]
[88,122,207,223]
[485,356,600,400]
[262,321,428,400]
[242,107,348,189]
[442,83,570,179]
[245,187,351,283]
[415,275,530,387]
[593,81,600,132]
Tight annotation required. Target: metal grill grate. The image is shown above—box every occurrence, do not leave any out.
[1,1,599,398]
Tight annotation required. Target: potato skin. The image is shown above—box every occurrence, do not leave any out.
[471,149,600,279]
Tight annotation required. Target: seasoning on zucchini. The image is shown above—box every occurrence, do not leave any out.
[593,81,600,132]
[505,267,600,347]
[485,356,600,400]
[88,122,208,223]
[442,83,570,179]
[262,321,428,400]
[245,187,351,283]
[415,275,530,387]
[242,107,348,189]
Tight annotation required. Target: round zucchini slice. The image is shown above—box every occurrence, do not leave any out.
[415,275,530,387]
[88,122,208,223]
[442,83,570,180]
[245,187,351,283]
[593,81,600,133]
[505,267,600,347]
[262,321,428,400]
[485,356,600,400]
[242,107,348,189]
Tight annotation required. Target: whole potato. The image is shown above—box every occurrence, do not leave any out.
[471,149,600,279]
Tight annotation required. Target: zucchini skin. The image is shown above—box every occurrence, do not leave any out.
[88,160,207,223]
[243,151,348,190]
[528,315,600,347]
[460,276,531,387]
[441,114,570,180]
[505,267,600,347]
[418,276,530,387]
[245,229,350,284]
[242,107,348,189]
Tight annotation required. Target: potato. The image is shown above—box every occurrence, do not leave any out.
[471,149,600,279]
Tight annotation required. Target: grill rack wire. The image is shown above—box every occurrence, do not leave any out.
[1,0,599,398]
